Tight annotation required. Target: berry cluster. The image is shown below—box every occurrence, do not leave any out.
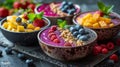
[60,1,76,15]
[93,42,115,55]
[69,25,90,41]
[48,26,60,43]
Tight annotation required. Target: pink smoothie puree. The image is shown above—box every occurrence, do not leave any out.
[76,11,120,25]
[39,28,75,47]
[37,3,80,17]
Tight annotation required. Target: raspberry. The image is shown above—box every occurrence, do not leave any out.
[48,29,54,33]
[50,35,57,41]
[64,42,72,46]
[107,42,114,50]
[48,33,55,38]
[53,39,60,43]
[101,48,108,54]
[93,45,102,55]
[109,54,118,62]
[50,26,57,31]
[100,44,107,49]
[116,38,120,46]
[93,45,102,53]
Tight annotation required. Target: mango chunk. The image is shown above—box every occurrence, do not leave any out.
[27,24,35,29]
[99,21,108,28]
[17,26,25,32]
[93,23,100,28]
[82,13,92,20]
[2,22,8,29]
[34,27,40,31]
[109,23,114,27]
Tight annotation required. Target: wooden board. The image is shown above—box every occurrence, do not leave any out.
[0,31,120,67]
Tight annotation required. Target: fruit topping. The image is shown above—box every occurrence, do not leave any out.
[16,17,22,23]
[17,53,25,60]
[109,54,119,62]
[60,1,76,15]
[107,42,115,50]
[101,48,108,54]
[50,26,57,31]
[25,59,33,64]
[69,25,90,41]
[0,7,9,18]
[2,12,46,32]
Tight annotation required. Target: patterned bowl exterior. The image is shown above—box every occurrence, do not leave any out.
[73,11,120,41]
[35,4,81,25]
[37,28,97,61]
[0,17,51,46]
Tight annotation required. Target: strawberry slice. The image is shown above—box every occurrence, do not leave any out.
[50,35,57,41]
[33,19,45,27]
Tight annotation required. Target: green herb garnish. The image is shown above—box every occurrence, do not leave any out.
[97,1,114,16]
[28,12,44,22]
[57,19,67,29]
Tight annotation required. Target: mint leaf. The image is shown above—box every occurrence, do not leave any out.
[97,1,114,15]
[106,5,114,14]
[97,1,105,11]
[28,13,36,22]
[57,19,66,29]
[36,12,44,19]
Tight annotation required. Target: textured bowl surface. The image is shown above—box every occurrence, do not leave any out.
[0,17,51,46]
[37,27,97,61]
[73,11,120,41]
[35,3,81,25]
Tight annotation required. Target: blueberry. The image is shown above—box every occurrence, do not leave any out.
[77,34,81,39]
[17,53,25,59]
[61,8,67,13]
[21,23,27,28]
[72,31,79,37]
[63,5,69,10]
[75,25,83,30]
[69,27,76,33]
[79,35,88,41]
[16,17,22,23]
[5,47,12,55]
[26,59,33,64]
[107,59,114,66]
[68,10,74,15]
[61,1,68,6]
[71,8,76,13]
[79,28,85,35]
[68,2,73,6]
[0,50,2,56]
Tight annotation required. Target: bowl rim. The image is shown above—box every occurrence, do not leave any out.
[37,26,97,49]
[0,17,51,34]
[73,10,120,30]
[34,2,81,18]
